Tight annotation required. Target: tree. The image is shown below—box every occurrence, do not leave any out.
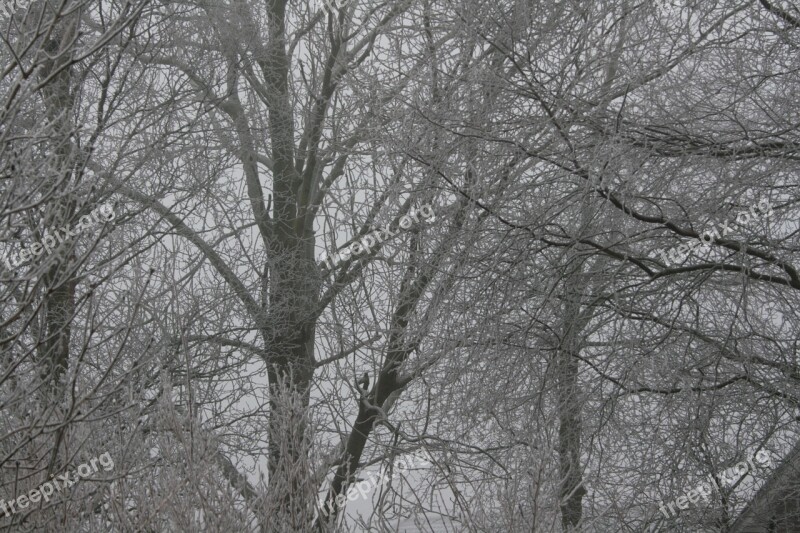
[4,0,800,531]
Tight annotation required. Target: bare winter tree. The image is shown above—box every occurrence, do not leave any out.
[3,0,800,532]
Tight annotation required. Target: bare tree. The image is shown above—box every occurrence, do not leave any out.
[4,0,800,532]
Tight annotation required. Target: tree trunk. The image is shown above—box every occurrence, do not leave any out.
[555,212,604,531]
